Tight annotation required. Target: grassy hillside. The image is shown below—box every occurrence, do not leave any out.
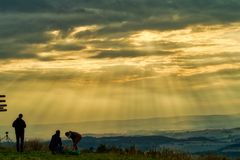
[0,152,156,160]
[0,149,231,160]
[0,140,231,160]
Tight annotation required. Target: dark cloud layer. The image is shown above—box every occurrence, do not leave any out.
[91,50,176,58]
[0,0,240,60]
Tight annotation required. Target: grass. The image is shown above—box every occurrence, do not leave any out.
[0,140,231,160]
[0,151,161,160]
[0,149,232,160]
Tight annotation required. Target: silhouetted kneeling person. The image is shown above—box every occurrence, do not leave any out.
[65,131,82,150]
[12,114,26,152]
[49,130,63,154]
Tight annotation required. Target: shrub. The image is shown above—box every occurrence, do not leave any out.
[81,147,95,153]
[197,155,230,160]
[24,139,48,151]
[96,144,108,153]
[125,145,142,155]
[96,144,124,154]
[147,148,192,160]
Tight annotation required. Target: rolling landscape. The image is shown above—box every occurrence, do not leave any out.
[2,114,240,158]
[2,114,240,139]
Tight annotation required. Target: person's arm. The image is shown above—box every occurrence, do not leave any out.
[12,120,16,128]
[49,136,54,149]
[23,120,26,128]
[59,137,62,146]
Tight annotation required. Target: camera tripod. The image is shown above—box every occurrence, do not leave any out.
[0,132,13,143]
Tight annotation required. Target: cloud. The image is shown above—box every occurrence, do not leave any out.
[0,64,156,84]
[45,44,86,52]
[91,50,176,58]
[0,52,37,60]
[0,0,240,61]
[0,0,240,85]
[0,41,38,59]
[0,0,51,12]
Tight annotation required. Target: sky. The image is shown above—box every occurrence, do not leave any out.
[0,0,240,125]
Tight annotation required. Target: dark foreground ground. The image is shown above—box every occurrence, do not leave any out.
[0,148,233,160]
[0,152,155,160]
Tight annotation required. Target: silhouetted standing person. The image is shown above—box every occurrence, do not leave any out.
[49,130,63,154]
[12,114,26,152]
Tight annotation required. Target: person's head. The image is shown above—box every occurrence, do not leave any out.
[65,131,70,137]
[56,130,60,136]
[18,114,23,119]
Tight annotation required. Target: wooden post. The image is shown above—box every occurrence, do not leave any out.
[0,95,7,112]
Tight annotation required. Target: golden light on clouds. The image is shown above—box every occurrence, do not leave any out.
[69,25,100,37]
[1,23,240,80]
[130,30,163,45]
[47,30,61,38]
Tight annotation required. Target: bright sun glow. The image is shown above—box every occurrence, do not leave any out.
[130,30,163,45]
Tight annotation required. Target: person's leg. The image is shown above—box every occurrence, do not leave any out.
[72,139,79,150]
[51,148,56,154]
[72,141,77,150]
[59,146,64,153]
[56,146,64,154]
[72,137,81,150]
[16,134,20,152]
[20,133,24,152]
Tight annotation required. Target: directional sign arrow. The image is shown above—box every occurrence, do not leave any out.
[0,109,7,112]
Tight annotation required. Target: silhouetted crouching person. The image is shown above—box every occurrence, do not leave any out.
[65,131,82,150]
[12,114,26,152]
[49,130,63,154]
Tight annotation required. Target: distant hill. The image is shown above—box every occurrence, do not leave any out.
[77,135,219,151]
[78,135,178,150]
[1,114,240,140]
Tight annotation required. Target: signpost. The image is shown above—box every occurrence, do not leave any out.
[0,95,7,112]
